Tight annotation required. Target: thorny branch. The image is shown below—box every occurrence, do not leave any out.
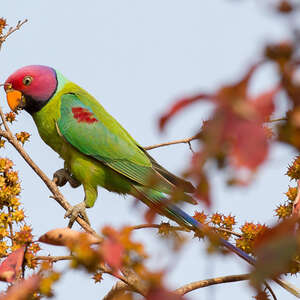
[0,19,28,49]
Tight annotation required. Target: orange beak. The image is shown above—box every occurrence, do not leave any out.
[5,89,24,112]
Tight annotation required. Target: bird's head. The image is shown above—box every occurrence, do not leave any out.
[4,65,58,114]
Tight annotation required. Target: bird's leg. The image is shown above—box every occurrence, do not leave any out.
[68,174,81,188]
[53,168,68,187]
[64,184,97,228]
[52,168,81,188]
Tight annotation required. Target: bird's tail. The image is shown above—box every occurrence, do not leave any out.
[133,186,300,298]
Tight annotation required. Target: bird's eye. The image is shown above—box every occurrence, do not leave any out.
[23,75,33,86]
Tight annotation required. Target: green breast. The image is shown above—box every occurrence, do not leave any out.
[32,83,74,160]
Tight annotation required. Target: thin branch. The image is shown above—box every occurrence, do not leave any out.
[143,134,199,151]
[0,19,28,49]
[33,255,73,262]
[264,281,278,300]
[175,273,250,295]
[267,117,287,123]
[215,227,242,238]
[129,223,242,238]
[0,107,99,238]
[129,223,189,232]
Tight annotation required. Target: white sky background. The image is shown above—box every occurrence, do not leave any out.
[0,1,299,299]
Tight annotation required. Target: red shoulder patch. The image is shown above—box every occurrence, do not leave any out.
[72,107,98,124]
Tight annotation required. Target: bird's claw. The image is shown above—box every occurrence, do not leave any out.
[53,168,81,188]
[64,202,90,228]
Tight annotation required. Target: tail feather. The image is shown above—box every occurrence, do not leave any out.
[133,186,300,298]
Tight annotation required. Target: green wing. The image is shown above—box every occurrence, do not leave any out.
[57,93,178,193]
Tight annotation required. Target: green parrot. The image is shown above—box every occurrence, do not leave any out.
[3,66,300,297]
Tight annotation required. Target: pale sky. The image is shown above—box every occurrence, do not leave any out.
[0,1,298,299]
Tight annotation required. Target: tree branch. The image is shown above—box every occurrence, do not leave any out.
[0,19,28,49]
[175,273,250,295]
[129,223,242,238]
[34,255,74,262]
[102,281,131,300]
[143,134,199,150]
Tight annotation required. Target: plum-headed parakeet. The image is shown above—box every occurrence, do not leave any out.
[1,65,273,268]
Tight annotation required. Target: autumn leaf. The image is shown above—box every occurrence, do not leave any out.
[38,228,101,246]
[0,275,40,300]
[251,218,298,288]
[227,119,269,170]
[101,237,124,270]
[0,246,25,282]
[159,93,211,130]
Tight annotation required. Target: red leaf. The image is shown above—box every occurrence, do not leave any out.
[216,62,261,104]
[159,93,211,130]
[144,207,157,224]
[0,275,41,300]
[227,119,269,170]
[102,237,124,270]
[0,246,25,283]
[251,86,279,121]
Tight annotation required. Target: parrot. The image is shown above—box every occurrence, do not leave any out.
[3,65,300,297]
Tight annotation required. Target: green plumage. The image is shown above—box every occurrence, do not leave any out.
[33,73,194,212]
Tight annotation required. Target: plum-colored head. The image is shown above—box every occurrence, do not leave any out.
[4,65,58,114]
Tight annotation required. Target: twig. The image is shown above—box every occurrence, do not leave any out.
[129,223,242,238]
[174,273,250,295]
[215,227,242,238]
[33,255,73,262]
[0,107,99,238]
[144,134,199,150]
[129,223,189,232]
[267,117,287,123]
[0,19,28,49]
[264,281,277,300]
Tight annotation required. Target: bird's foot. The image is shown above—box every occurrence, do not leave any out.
[64,202,90,228]
[53,168,81,188]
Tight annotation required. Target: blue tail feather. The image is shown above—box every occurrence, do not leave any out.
[134,186,256,265]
